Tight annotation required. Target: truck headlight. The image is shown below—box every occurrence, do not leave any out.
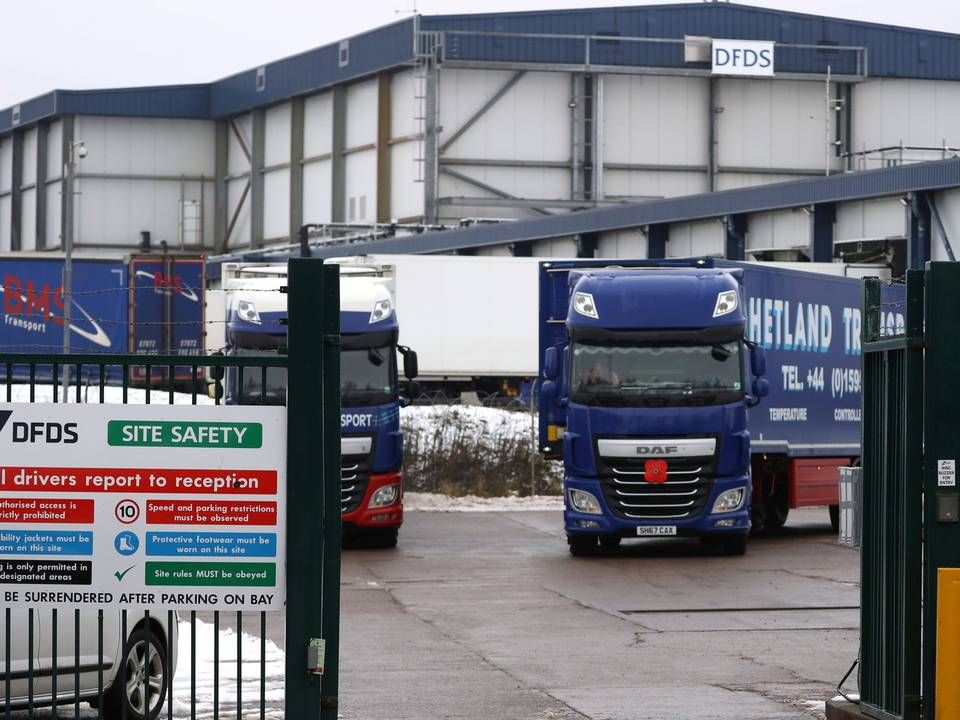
[713,290,739,318]
[569,488,602,515]
[370,299,393,323]
[236,299,261,324]
[712,488,745,513]
[368,483,400,509]
[573,292,598,319]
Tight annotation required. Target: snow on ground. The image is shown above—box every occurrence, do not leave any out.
[172,618,285,719]
[400,404,563,494]
[401,403,538,447]
[3,383,215,405]
[405,491,564,512]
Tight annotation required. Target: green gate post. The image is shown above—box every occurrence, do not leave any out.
[860,272,924,720]
[285,259,342,719]
[922,262,960,719]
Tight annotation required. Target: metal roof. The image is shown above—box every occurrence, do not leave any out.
[291,158,960,258]
[0,19,416,136]
[423,3,960,79]
[4,4,960,135]
[0,85,213,135]
[208,19,415,117]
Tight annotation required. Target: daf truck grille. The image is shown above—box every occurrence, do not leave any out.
[597,448,716,521]
[341,453,371,514]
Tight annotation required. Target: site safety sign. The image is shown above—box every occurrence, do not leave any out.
[0,403,286,611]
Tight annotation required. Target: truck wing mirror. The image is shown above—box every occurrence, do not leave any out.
[544,347,558,381]
[750,345,767,377]
[540,379,557,404]
[399,346,418,380]
[747,377,770,407]
[405,380,421,401]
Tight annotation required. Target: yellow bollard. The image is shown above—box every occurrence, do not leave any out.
[936,568,960,720]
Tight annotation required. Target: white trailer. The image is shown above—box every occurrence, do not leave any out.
[327,254,541,392]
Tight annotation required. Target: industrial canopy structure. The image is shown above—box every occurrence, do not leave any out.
[2,2,960,271]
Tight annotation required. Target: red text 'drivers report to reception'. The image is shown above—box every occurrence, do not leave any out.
[0,468,277,494]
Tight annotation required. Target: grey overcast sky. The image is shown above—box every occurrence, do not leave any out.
[1,0,958,108]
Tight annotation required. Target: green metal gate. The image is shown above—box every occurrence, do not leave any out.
[862,263,960,720]
[0,258,341,719]
[860,271,923,720]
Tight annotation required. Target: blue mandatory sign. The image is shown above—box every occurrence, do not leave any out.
[114,531,140,556]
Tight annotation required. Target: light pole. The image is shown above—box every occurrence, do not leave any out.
[61,140,86,402]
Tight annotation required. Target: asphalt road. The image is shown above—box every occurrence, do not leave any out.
[334,508,859,720]
[11,507,856,720]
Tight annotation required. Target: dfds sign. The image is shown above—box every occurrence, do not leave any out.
[712,39,774,77]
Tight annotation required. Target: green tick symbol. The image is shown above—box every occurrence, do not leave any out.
[114,565,136,582]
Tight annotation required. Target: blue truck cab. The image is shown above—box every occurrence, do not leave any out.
[222,262,418,548]
[540,259,768,555]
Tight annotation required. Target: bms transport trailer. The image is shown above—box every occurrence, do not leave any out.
[538,258,903,556]
[0,252,204,384]
[222,262,419,547]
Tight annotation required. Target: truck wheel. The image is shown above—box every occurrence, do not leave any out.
[568,534,597,557]
[702,534,748,556]
[598,535,622,552]
[829,504,840,532]
[764,495,789,530]
[369,528,399,549]
[722,534,748,556]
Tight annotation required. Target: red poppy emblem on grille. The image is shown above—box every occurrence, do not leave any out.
[644,459,668,484]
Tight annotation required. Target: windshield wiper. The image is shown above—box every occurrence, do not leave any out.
[617,381,695,395]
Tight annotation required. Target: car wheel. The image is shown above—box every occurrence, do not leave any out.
[103,625,168,720]
[568,534,597,557]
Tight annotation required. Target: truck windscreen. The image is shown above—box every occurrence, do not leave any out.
[228,346,396,407]
[570,341,743,407]
[341,346,397,407]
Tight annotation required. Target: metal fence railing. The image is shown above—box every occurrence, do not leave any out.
[424,29,867,77]
[838,466,862,548]
[1,355,286,720]
[0,259,342,720]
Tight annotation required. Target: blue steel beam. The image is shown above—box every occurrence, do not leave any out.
[812,203,836,262]
[909,192,931,269]
[725,214,747,260]
[647,224,668,258]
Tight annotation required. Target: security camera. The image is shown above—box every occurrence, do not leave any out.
[76,143,88,159]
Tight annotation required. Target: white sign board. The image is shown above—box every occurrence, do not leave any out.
[0,404,286,611]
[939,459,956,487]
[712,39,775,77]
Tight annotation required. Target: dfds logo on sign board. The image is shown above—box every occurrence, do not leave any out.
[712,39,775,77]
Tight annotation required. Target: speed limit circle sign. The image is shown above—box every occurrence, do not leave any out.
[115,499,141,524]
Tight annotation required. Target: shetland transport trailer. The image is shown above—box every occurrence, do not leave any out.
[222,261,419,548]
[0,252,204,384]
[538,258,903,556]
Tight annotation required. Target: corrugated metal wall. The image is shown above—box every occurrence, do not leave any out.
[73,116,216,249]
[4,4,960,262]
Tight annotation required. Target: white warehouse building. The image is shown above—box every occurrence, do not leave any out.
[2,3,960,268]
